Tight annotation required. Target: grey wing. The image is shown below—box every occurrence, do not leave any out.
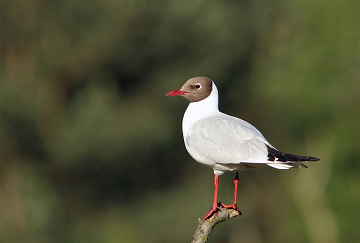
[185,115,271,165]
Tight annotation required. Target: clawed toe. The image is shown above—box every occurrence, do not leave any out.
[202,202,242,220]
[202,204,221,220]
[219,202,242,215]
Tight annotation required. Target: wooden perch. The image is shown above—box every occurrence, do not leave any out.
[191,206,241,243]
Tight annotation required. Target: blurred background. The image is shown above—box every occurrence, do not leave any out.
[1,0,359,242]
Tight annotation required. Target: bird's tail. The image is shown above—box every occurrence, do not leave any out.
[266,145,320,170]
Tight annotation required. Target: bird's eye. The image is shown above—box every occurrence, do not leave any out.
[195,83,202,90]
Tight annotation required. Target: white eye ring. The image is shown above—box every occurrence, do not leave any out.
[195,83,202,90]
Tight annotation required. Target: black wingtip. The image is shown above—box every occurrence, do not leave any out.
[266,145,320,162]
[307,156,320,161]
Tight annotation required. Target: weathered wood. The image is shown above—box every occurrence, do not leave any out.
[191,206,241,243]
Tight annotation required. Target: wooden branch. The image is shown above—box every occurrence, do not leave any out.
[191,206,241,243]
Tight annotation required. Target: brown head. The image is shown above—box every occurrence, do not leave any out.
[166,76,213,102]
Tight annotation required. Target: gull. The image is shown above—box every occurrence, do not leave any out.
[166,76,320,220]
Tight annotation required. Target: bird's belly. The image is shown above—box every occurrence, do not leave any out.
[185,143,255,174]
[185,144,216,167]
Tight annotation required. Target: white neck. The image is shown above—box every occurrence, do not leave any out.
[182,81,220,138]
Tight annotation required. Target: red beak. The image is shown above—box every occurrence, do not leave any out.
[166,89,188,96]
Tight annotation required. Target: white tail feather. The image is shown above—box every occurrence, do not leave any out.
[267,163,293,169]
[267,162,307,170]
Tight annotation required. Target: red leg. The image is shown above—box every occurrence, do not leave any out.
[202,174,221,220]
[220,172,242,215]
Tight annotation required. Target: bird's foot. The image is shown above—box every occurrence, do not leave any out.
[219,202,242,216]
[202,203,221,220]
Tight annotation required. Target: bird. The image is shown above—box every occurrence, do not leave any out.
[166,76,320,220]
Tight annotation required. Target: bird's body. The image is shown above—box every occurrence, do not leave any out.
[166,76,319,220]
[184,114,272,173]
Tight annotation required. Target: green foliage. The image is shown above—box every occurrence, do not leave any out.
[1,0,359,242]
